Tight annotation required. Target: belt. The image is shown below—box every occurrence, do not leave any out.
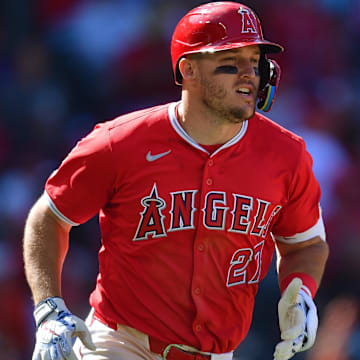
[148,337,211,360]
[93,311,211,360]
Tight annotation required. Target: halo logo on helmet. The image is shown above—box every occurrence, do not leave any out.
[171,2,284,112]
[238,8,257,33]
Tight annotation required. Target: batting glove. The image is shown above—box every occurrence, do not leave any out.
[273,278,318,360]
[32,297,96,360]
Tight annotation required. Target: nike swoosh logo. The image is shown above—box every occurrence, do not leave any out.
[146,150,171,162]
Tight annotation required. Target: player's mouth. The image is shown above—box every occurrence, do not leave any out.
[235,86,256,103]
[235,86,253,97]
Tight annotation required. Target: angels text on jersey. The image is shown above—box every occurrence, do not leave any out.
[133,183,282,286]
[134,183,281,241]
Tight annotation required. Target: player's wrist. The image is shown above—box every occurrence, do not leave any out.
[280,272,317,298]
[33,296,69,327]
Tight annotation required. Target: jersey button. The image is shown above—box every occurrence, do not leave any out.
[198,244,204,252]
[208,159,214,166]
[194,287,201,295]
[195,324,202,332]
[206,178,213,186]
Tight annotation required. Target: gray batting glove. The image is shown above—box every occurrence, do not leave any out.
[273,278,318,360]
[32,297,96,360]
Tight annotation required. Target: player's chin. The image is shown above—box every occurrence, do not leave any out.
[244,100,257,117]
[230,103,255,122]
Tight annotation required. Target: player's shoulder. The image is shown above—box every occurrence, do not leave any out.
[75,103,172,152]
[105,102,171,132]
[252,112,305,149]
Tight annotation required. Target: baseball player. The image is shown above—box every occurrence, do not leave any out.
[23,2,329,360]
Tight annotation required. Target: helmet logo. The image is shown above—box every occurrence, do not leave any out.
[238,8,257,34]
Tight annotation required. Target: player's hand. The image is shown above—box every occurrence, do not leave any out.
[32,297,96,360]
[273,278,318,360]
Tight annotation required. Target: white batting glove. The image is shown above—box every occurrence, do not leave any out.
[32,297,96,360]
[273,278,318,360]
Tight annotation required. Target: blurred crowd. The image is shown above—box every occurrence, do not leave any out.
[0,0,359,359]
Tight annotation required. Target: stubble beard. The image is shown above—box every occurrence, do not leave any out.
[200,78,255,124]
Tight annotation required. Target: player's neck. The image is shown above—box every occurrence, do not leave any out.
[177,97,244,146]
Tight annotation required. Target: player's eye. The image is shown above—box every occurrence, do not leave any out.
[251,58,260,76]
[215,65,238,74]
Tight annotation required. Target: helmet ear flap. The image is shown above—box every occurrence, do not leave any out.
[257,58,281,112]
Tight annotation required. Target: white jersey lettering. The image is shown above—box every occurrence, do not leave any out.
[133,184,279,241]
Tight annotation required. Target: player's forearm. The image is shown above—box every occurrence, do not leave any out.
[276,236,329,288]
[23,195,71,305]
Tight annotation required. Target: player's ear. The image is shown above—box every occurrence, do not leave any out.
[178,57,198,82]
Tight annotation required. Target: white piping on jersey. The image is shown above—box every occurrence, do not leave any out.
[168,102,248,157]
[274,205,326,243]
[44,190,80,226]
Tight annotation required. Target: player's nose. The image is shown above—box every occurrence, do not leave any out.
[238,60,257,79]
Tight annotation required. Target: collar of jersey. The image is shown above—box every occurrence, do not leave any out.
[168,101,248,157]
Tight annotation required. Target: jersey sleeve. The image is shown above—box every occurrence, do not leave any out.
[45,123,116,225]
[272,140,326,243]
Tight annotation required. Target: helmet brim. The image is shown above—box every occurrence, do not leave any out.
[183,40,284,56]
[174,40,283,84]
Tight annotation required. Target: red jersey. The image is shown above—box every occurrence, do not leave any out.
[45,102,325,353]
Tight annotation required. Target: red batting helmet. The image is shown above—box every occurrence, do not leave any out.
[171,1,284,85]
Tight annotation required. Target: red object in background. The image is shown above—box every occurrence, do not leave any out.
[35,0,80,26]
[110,36,178,101]
[0,276,29,351]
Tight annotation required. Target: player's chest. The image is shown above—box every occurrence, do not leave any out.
[111,148,290,240]
[119,146,290,204]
